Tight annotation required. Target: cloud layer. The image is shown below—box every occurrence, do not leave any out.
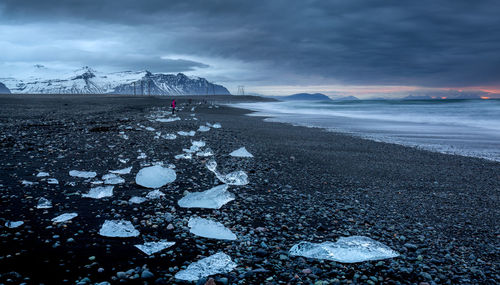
[1,0,500,93]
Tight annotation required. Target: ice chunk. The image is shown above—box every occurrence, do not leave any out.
[102,174,125,185]
[229,147,254,158]
[146,189,165,199]
[99,220,140,238]
[129,196,147,204]
[37,197,52,209]
[82,186,114,199]
[188,217,237,240]
[22,180,34,186]
[161,133,177,140]
[137,152,147,159]
[37,172,50,177]
[174,252,237,281]
[177,130,196,136]
[289,236,399,263]
[196,148,214,157]
[175,153,192,160]
[206,159,217,172]
[192,140,206,148]
[5,221,24,228]
[221,171,248,186]
[211,123,222,129]
[178,184,234,209]
[47,178,59,184]
[197,125,210,132]
[52,213,78,223]
[135,240,175,255]
[110,167,132,175]
[156,117,181,123]
[69,170,97,178]
[135,165,176,188]
[145,127,155,131]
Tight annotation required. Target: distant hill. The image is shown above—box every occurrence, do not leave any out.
[0,82,10,94]
[280,93,332,101]
[333,95,359,101]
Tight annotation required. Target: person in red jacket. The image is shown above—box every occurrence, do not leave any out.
[171,99,176,115]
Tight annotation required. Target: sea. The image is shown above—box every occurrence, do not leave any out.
[232,99,500,162]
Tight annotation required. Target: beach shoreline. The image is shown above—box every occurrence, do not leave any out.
[0,94,498,284]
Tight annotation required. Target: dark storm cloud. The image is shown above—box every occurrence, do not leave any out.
[1,0,500,87]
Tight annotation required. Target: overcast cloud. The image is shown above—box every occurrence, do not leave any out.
[1,0,499,95]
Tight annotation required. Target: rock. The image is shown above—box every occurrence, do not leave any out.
[204,278,216,285]
[116,271,127,279]
[141,270,154,279]
[302,268,312,274]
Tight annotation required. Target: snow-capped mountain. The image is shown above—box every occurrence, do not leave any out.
[0,82,10,94]
[1,66,230,95]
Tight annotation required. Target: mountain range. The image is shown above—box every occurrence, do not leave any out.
[274,93,359,101]
[0,66,230,95]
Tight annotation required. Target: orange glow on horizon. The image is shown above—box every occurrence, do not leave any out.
[480,96,491,99]
[441,97,447,99]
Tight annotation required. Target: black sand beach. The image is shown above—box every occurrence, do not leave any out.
[0,95,498,284]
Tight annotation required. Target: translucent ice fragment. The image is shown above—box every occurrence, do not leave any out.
[37,172,50,177]
[135,165,176,188]
[135,240,175,255]
[69,170,97,178]
[197,125,210,132]
[5,221,24,228]
[175,153,192,160]
[174,252,237,281]
[82,186,114,199]
[156,117,181,123]
[196,148,214,157]
[229,147,254,158]
[52,213,78,223]
[37,197,52,209]
[102,174,125,185]
[177,131,196,136]
[129,196,147,204]
[47,178,59,184]
[99,220,140,238]
[146,189,165,199]
[188,217,237,240]
[211,123,221,129]
[178,184,234,209]
[221,171,248,186]
[110,167,132,175]
[162,133,177,140]
[289,236,399,263]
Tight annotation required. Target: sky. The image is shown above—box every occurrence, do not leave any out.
[1,0,500,97]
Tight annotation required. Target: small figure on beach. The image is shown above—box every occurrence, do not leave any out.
[171,99,176,115]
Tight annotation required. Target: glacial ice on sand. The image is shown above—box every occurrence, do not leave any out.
[205,159,248,185]
[211,123,222,129]
[22,180,34,186]
[174,252,237,281]
[177,130,196,136]
[135,240,176,255]
[197,125,210,132]
[196,148,214,157]
[220,171,248,186]
[129,196,147,204]
[110,166,132,175]
[82,186,114,199]
[135,165,176,188]
[102,173,125,184]
[47,178,59,184]
[69,170,97,178]
[37,172,50,177]
[156,117,181,123]
[175,153,192,160]
[192,140,206,148]
[289,236,399,263]
[178,184,234,209]
[52,213,78,223]
[161,133,177,140]
[229,147,254,158]
[99,220,140,238]
[5,221,24,228]
[188,217,237,240]
[146,189,165,199]
[37,197,52,209]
